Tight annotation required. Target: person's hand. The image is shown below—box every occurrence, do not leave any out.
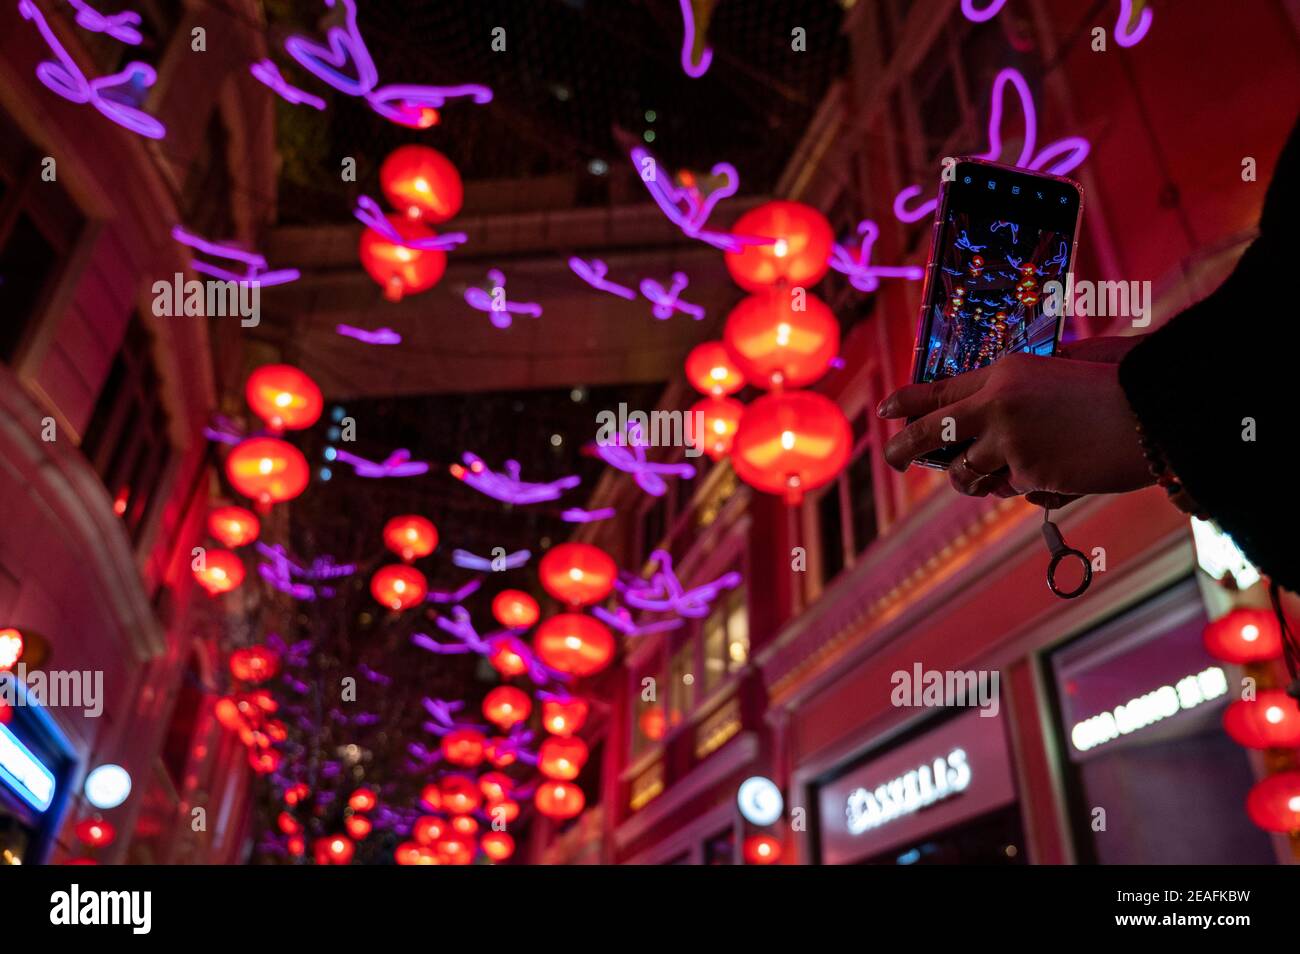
[877,352,1154,501]
[1055,335,1143,364]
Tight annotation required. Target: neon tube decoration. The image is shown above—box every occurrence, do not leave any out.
[425,577,483,605]
[568,258,637,301]
[250,60,327,111]
[421,698,489,737]
[639,272,705,321]
[450,452,580,505]
[332,448,430,478]
[561,507,617,523]
[451,548,531,572]
[69,0,142,43]
[618,549,741,618]
[255,543,355,600]
[336,324,401,345]
[891,67,1091,224]
[412,608,568,686]
[19,0,166,139]
[463,270,543,329]
[354,196,467,252]
[591,605,684,638]
[828,220,924,292]
[678,0,713,77]
[171,226,300,286]
[283,0,492,128]
[630,146,768,252]
[960,0,1008,22]
[203,413,246,447]
[591,420,695,497]
[961,0,1151,46]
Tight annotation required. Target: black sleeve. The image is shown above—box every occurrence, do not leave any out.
[1118,117,1299,592]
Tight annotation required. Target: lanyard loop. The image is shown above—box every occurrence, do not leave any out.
[1041,509,1092,599]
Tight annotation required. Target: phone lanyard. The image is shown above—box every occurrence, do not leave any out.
[1041,509,1092,599]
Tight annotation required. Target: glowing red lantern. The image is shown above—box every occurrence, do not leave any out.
[479,772,513,802]
[483,686,532,731]
[413,815,445,846]
[215,697,246,731]
[436,833,474,865]
[534,613,616,677]
[481,831,515,862]
[248,749,281,774]
[639,705,667,742]
[287,835,305,857]
[382,515,438,562]
[487,635,530,678]
[441,775,482,815]
[315,835,355,865]
[345,814,373,840]
[690,395,745,461]
[208,506,260,548]
[348,787,378,813]
[419,784,442,812]
[724,200,833,292]
[75,819,116,849]
[284,783,310,806]
[484,738,517,768]
[0,628,25,672]
[488,798,520,825]
[723,289,839,389]
[380,145,464,223]
[1245,771,1300,833]
[492,589,540,629]
[245,364,323,432]
[395,841,437,865]
[539,736,588,781]
[1203,608,1283,664]
[685,340,746,396]
[535,780,585,820]
[541,696,589,737]
[370,564,428,611]
[1224,690,1300,749]
[441,728,486,768]
[0,698,12,725]
[226,437,310,506]
[539,543,617,607]
[743,834,782,864]
[229,645,279,684]
[732,390,851,504]
[277,811,301,836]
[359,215,447,302]
[451,814,479,837]
[194,549,245,596]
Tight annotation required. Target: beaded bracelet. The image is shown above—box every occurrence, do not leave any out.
[1135,420,1209,519]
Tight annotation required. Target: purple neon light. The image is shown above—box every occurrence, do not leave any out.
[250,59,327,110]
[333,447,430,478]
[450,548,530,572]
[568,257,636,301]
[592,421,695,497]
[629,146,767,252]
[891,67,1090,226]
[452,452,580,505]
[69,0,143,43]
[639,272,705,321]
[678,0,713,78]
[561,507,616,524]
[1114,0,1154,47]
[463,270,543,330]
[426,577,483,604]
[20,0,165,139]
[413,609,567,686]
[960,0,1008,22]
[353,195,467,251]
[618,549,741,619]
[336,324,401,345]
[828,220,924,292]
[171,226,300,286]
[591,605,684,638]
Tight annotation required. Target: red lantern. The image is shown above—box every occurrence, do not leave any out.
[723,289,839,389]
[743,834,782,865]
[208,506,260,548]
[488,798,520,825]
[492,589,540,629]
[484,738,517,768]
[487,635,530,678]
[248,749,281,774]
[359,215,447,302]
[245,364,323,432]
[479,772,513,802]
[1203,608,1283,664]
[0,698,12,725]
[315,835,355,865]
[277,811,301,836]
[287,835,305,857]
[413,815,445,846]
[534,614,615,677]
[481,831,515,862]
[229,646,278,684]
[370,564,428,611]
[380,145,464,223]
[541,696,589,737]
[639,705,667,742]
[724,200,833,291]
[214,697,244,732]
[685,340,746,396]
[539,543,617,607]
[535,780,585,820]
[0,628,25,672]
[539,736,588,781]
[690,395,745,461]
[395,841,438,865]
[226,437,310,507]
[345,814,373,840]
[451,814,479,837]
[1245,771,1300,833]
[284,783,310,806]
[1224,691,1300,749]
[436,833,474,865]
[419,784,442,812]
[483,686,532,730]
[348,787,378,813]
[75,819,115,849]
[441,775,482,815]
[732,390,851,504]
[441,728,487,768]
[194,549,245,596]
[382,515,438,562]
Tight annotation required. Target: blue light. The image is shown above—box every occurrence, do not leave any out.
[328,426,341,441]
[324,446,337,461]
[896,848,921,865]
[331,406,345,423]
[319,467,332,481]
[0,720,56,813]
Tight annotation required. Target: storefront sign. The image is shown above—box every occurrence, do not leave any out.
[0,721,56,812]
[1070,666,1227,752]
[845,749,971,834]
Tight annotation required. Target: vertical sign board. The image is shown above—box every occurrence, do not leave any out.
[0,721,57,812]
[817,707,1017,865]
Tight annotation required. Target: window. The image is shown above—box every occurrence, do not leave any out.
[668,639,695,731]
[631,658,666,758]
[0,112,85,363]
[812,407,880,589]
[703,827,736,865]
[81,316,173,544]
[703,586,748,696]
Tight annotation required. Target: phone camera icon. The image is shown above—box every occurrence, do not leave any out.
[1035,191,1045,200]
[1011,186,1020,195]
[962,176,972,184]
[1059,196,1068,204]
[987,180,996,190]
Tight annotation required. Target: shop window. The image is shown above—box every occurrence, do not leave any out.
[631,658,666,758]
[811,409,880,590]
[667,639,695,732]
[81,316,173,545]
[0,113,85,364]
[161,657,205,791]
[703,586,748,696]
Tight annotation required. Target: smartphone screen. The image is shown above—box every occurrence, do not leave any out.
[909,159,1083,467]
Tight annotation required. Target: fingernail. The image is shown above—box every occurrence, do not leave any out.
[875,399,890,417]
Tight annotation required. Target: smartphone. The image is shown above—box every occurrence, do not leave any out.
[907,158,1083,468]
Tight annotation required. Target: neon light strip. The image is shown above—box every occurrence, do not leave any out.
[592,421,695,497]
[450,452,580,505]
[828,220,924,292]
[561,507,616,523]
[629,146,766,252]
[332,448,430,478]
[69,0,142,44]
[1114,0,1153,47]
[250,60,327,110]
[353,196,467,251]
[678,0,713,78]
[569,257,637,301]
[450,548,530,572]
[639,272,705,320]
[336,324,401,345]
[463,269,543,329]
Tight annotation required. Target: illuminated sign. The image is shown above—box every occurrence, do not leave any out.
[738,776,784,826]
[1191,518,1260,589]
[0,721,56,812]
[1070,666,1227,753]
[845,749,971,834]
